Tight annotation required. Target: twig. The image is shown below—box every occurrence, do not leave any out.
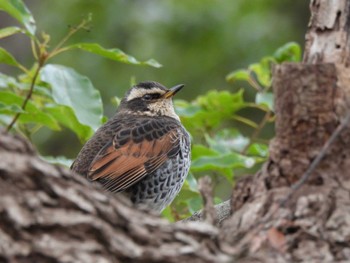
[5,60,43,132]
[5,17,91,132]
[198,176,216,225]
[181,199,231,225]
[247,71,263,92]
[48,18,90,59]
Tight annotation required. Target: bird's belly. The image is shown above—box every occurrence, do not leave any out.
[127,154,190,213]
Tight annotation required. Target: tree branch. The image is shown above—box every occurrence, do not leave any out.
[182,199,231,225]
[0,131,231,263]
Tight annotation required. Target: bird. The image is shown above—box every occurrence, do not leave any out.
[71,81,191,213]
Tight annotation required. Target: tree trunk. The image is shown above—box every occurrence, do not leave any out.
[222,0,350,261]
[1,0,350,262]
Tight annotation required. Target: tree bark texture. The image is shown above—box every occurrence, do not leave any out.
[304,0,350,64]
[1,0,350,262]
[221,0,350,260]
[223,63,350,262]
[0,132,230,263]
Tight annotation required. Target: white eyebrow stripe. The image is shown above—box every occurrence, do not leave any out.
[126,88,166,101]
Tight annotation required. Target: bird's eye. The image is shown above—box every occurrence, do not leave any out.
[142,93,160,101]
[143,94,153,100]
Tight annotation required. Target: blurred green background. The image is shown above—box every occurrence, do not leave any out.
[0,0,309,158]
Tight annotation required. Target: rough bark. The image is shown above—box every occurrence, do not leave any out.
[303,0,350,64]
[219,0,350,261]
[1,0,350,262]
[182,200,231,225]
[0,132,230,263]
[222,63,350,262]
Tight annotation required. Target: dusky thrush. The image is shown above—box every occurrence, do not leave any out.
[71,81,191,213]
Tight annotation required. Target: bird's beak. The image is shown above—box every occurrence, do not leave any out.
[163,84,185,99]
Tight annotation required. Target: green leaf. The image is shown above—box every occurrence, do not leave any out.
[198,90,245,113]
[67,43,162,68]
[185,172,199,193]
[111,96,121,108]
[226,69,250,83]
[255,92,274,111]
[46,104,95,142]
[247,143,269,158]
[31,84,53,99]
[205,129,250,153]
[181,90,246,133]
[0,47,20,67]
[19,112,60,129]
[191,144,219,160]
[187,196,202,214]
[0,26,23,39]
[161,206,175,222]
[40,155,74,167]
[274,42,301,63]
[41,64,103,131]
[0,0,36,35]
[174,99,201,117]
[0,102,24,113]
[175,186,200,200]
[248,56,274,88]
[191,152,255,171]
[214,196,223,205]
[0,73,18,88]
[0,91,60,130]
[168,181,201,219]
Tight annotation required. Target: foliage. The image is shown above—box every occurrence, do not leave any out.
[0,0,301,221]
[26,1,308,109]
[0,0,160,142]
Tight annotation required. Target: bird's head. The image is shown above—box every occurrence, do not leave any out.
[117,81,184,120]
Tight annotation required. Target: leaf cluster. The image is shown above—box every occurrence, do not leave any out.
[0,0,160,143]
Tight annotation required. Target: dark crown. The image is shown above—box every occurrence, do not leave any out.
[135,81,167,91]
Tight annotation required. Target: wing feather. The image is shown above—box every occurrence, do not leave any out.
[87,119,182,192]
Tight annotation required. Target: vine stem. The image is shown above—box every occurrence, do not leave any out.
[47,19,89,59]
[5,58,44,132]
[247,70,263,92]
